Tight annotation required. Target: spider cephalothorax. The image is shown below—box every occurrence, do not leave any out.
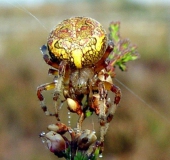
[37,17,121,149]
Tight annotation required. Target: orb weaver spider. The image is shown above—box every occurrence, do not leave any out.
[37,17,121,145]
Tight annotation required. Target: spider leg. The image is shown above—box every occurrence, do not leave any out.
[52,60,70,120]
[37,81,66,121]
[100,123,109,152]
[40,45,59,69]
[97,82,108,125]
[93,81,121,143]
[37,82,59,117]
[48,68,59,76]
[103,82,121,123]
[97,82,109,143]
[94,41,114,73]
[100,82,121,141]
[66,98,84,132]
[37,60,70,120]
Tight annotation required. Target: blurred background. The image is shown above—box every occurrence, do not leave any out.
[0,0,170,159]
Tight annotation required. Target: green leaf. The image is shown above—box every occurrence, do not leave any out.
[108,21,139,72]
[109,21,120,42]
[74,151,88,160]
[94,147,100,158]
[85,110,93,118]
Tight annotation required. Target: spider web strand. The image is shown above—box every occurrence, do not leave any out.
[115,78,170,125]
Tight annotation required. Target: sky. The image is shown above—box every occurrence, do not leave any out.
[1,0,170,6]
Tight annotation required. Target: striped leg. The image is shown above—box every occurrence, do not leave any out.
[37,82,58,117]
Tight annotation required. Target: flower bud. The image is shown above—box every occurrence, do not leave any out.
[45,131,66,155]
[47,122,68,134]
[77,130,97,150]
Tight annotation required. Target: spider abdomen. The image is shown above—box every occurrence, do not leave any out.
[47,17,107,69]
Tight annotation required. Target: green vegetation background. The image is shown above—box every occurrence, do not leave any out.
[0,0,170,159]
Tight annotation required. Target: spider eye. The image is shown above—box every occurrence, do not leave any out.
[47,17,107,68]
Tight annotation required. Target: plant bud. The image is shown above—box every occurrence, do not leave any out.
[45,131,66,154]
[77,130,97,150]
[47,122,68,134]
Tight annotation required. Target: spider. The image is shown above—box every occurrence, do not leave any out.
[37,17,121,145]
